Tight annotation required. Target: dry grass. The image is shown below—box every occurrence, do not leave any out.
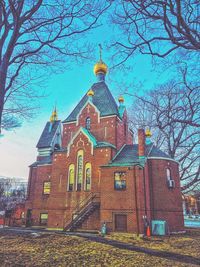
[107,228,200,258]
[0,229,199,267]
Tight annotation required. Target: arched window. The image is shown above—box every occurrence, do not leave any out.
[86,117,91,130]
[68,164,75,191]
[166,168,175,188]
[166,168,171,180]
[85,163,91,191]
[77,150,83,191]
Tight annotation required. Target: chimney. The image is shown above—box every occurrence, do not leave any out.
[138,128,145,158]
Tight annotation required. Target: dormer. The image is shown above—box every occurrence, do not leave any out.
[36,110,62,157]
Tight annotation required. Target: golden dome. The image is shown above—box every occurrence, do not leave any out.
[118,96,124,103]
[93,60,108,75]
[145,128,152,138]
[87,88,94,97]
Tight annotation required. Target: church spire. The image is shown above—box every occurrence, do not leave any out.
[93,44,108,82]
[50,107,58,123]
[118,95,125,118]
[49,107,58,132]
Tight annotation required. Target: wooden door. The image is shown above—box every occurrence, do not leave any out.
[115,214,127,232]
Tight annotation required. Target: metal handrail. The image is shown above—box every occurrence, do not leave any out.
[73,192,100,216]
[63,192,100,230]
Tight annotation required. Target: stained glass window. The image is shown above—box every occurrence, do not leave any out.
[77,151,83,191]
[68,164,75,191]
[85,163,91,191]
[114,172,126,190]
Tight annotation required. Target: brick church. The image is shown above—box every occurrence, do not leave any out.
[25,56,184,234]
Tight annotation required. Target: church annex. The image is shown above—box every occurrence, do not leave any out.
[25,57,184,234]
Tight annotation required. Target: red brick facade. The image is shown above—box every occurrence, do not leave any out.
[25,80,184,234]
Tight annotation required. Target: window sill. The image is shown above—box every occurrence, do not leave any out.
[114,189,126,191]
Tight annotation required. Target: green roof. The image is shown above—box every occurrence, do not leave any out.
[81,127,116,149]
[81,127,97,146]
[96,142,116,149]
[105,144,173,167]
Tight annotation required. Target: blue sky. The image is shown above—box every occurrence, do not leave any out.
[0,16,170,180]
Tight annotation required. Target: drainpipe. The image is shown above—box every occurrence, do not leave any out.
[148,160,154,220]
[143,167,147,217]
[133,167,140,237]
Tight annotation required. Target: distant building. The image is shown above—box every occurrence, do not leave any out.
[25,55,184,233]
[183,193,200,215]
[0,176,28,197]
[0,176,26,226]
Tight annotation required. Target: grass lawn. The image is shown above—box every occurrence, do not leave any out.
[0,228,199,266]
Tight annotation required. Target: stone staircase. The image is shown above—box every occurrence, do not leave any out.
[64,192,100,231]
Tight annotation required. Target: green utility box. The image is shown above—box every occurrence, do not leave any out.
[151,220,167,235]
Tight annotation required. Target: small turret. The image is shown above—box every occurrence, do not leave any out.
[50,107,58,123]
[87,88,95,101]
[145,127,152,145]
[118,95,125,118]
[49,107,58,132]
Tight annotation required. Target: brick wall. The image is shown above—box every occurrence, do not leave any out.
[147,159,184,232]
[138,129,145,157]
[100,166,146,233]
[62,103,131,150]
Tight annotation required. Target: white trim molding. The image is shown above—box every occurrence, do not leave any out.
[67,127,95,156]
[76,100,100,126]
[147,157,179,164]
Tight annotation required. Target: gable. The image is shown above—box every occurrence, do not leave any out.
[37,121,61,149]
[67,127,97,156]
[63,81,120,123]
[76,100,100,126]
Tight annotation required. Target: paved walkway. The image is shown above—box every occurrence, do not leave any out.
[0,227,200,266]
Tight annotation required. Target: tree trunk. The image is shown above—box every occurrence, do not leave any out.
[0,62,8,133]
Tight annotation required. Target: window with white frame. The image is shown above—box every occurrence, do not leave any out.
[166,168,171,180]
[166,168,175,188]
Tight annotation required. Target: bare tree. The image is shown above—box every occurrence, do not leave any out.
[0,0,111,133]
[128,75,200,193]
[169,67,200,128]
[0,183,4,198]
[110,0,200,65]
